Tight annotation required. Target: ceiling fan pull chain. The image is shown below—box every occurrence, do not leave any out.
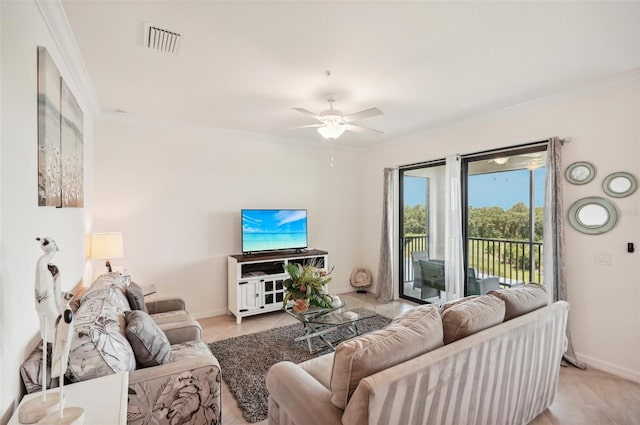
[330,141,335,168]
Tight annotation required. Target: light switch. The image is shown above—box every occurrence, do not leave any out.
[595,251,612,265]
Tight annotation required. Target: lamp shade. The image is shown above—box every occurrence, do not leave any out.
[90,232,123,260]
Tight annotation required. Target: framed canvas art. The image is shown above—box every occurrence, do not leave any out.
[61,79,84,207]
[37,46,84,208]
[37,46,62,206]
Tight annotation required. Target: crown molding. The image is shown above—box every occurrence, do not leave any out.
[35,0,100,116]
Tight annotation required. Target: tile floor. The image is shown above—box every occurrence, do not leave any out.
[198,292,640,425]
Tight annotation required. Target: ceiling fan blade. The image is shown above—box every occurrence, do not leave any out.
[292,107,321,120]
[290,124,324,129]
[345,124,384,134]
[343,107,383,123]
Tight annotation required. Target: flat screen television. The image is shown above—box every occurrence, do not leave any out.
[241,209,308,254]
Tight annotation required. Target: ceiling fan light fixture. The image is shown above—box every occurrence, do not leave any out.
[293,96,382,139]
[317,121,346,140]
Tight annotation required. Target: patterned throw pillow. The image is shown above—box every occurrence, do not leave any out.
[126,282,148,313]
[124,310,171,368]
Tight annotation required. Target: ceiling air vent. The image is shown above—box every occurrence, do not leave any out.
[144,23,181,54]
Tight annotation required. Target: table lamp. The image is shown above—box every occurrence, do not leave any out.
[90,232,123,272]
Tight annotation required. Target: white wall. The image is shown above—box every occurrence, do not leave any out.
[361,76,640,382]
[92,115,363,318]
[0,2,94,422]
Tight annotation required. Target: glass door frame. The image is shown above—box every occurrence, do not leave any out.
[461,143,547,295]
[398,159,445,304]
[398,141,548,301]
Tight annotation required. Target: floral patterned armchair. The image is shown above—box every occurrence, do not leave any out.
[21,273,221,425]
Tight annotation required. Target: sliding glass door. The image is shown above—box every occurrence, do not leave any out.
[463,148,547,295]
[398,144,547,303]
[399,162,447,303]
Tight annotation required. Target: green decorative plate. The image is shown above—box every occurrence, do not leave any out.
[568,196,618,235]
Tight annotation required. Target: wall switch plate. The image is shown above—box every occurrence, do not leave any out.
[595,251,612,265]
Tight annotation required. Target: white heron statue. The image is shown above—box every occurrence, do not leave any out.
[20,238,84,425]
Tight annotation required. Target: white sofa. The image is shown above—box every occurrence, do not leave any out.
[266,289,569,425]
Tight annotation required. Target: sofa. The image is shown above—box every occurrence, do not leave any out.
[266,284,568,425]
[21,273,222,425]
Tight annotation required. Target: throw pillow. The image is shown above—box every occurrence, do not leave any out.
[126,282,148,313]
[441,295,505,344]
[82,272,128,303]
[440,295,479,314]
[488,283,548,321]
[390,303,437,324]
[124,310,171,368]
[329,305,443,410]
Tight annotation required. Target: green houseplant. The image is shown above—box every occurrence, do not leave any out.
[282,261,334,313]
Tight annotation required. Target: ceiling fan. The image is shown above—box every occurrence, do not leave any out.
[292,96,383,140]
[488,152,545,166]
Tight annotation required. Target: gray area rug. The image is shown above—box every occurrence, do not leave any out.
[208,314,391,423]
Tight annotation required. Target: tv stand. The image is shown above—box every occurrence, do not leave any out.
[227,249,328,324]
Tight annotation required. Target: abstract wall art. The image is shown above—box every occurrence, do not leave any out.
[37,46,84,208]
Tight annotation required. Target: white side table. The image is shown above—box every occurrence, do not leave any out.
[9,372,128,425]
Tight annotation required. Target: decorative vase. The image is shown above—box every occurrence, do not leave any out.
[331,295,342,308]
[293,299,310,313]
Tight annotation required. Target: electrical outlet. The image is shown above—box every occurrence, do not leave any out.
[595,251,612,265]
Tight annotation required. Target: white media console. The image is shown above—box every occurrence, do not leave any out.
[227,249,329,324]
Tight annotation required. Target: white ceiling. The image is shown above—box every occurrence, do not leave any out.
[62,1,640,147]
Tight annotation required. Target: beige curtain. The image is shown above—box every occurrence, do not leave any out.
[376,168,394,303]
[543,137,585,369]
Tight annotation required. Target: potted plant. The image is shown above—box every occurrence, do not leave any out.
[282,261,335,313]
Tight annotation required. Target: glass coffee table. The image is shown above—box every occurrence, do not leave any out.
[286,306,377,353]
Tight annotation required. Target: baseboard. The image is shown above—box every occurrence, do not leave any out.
[575,352,640,384]
[191,308,229,320]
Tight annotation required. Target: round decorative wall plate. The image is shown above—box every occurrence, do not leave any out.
[568,196,618,235]
[602,171,637,198]
[565,161,596,185]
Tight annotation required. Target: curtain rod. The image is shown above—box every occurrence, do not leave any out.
[460,139,548,161]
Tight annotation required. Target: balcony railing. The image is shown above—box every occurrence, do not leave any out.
[468,237,543,285]
[403,235,543,286]
[403,235,428,282]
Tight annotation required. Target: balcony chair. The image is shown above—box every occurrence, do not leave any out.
[418,259,446,299]
[467,268,501,295]
[411,251,440,299]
